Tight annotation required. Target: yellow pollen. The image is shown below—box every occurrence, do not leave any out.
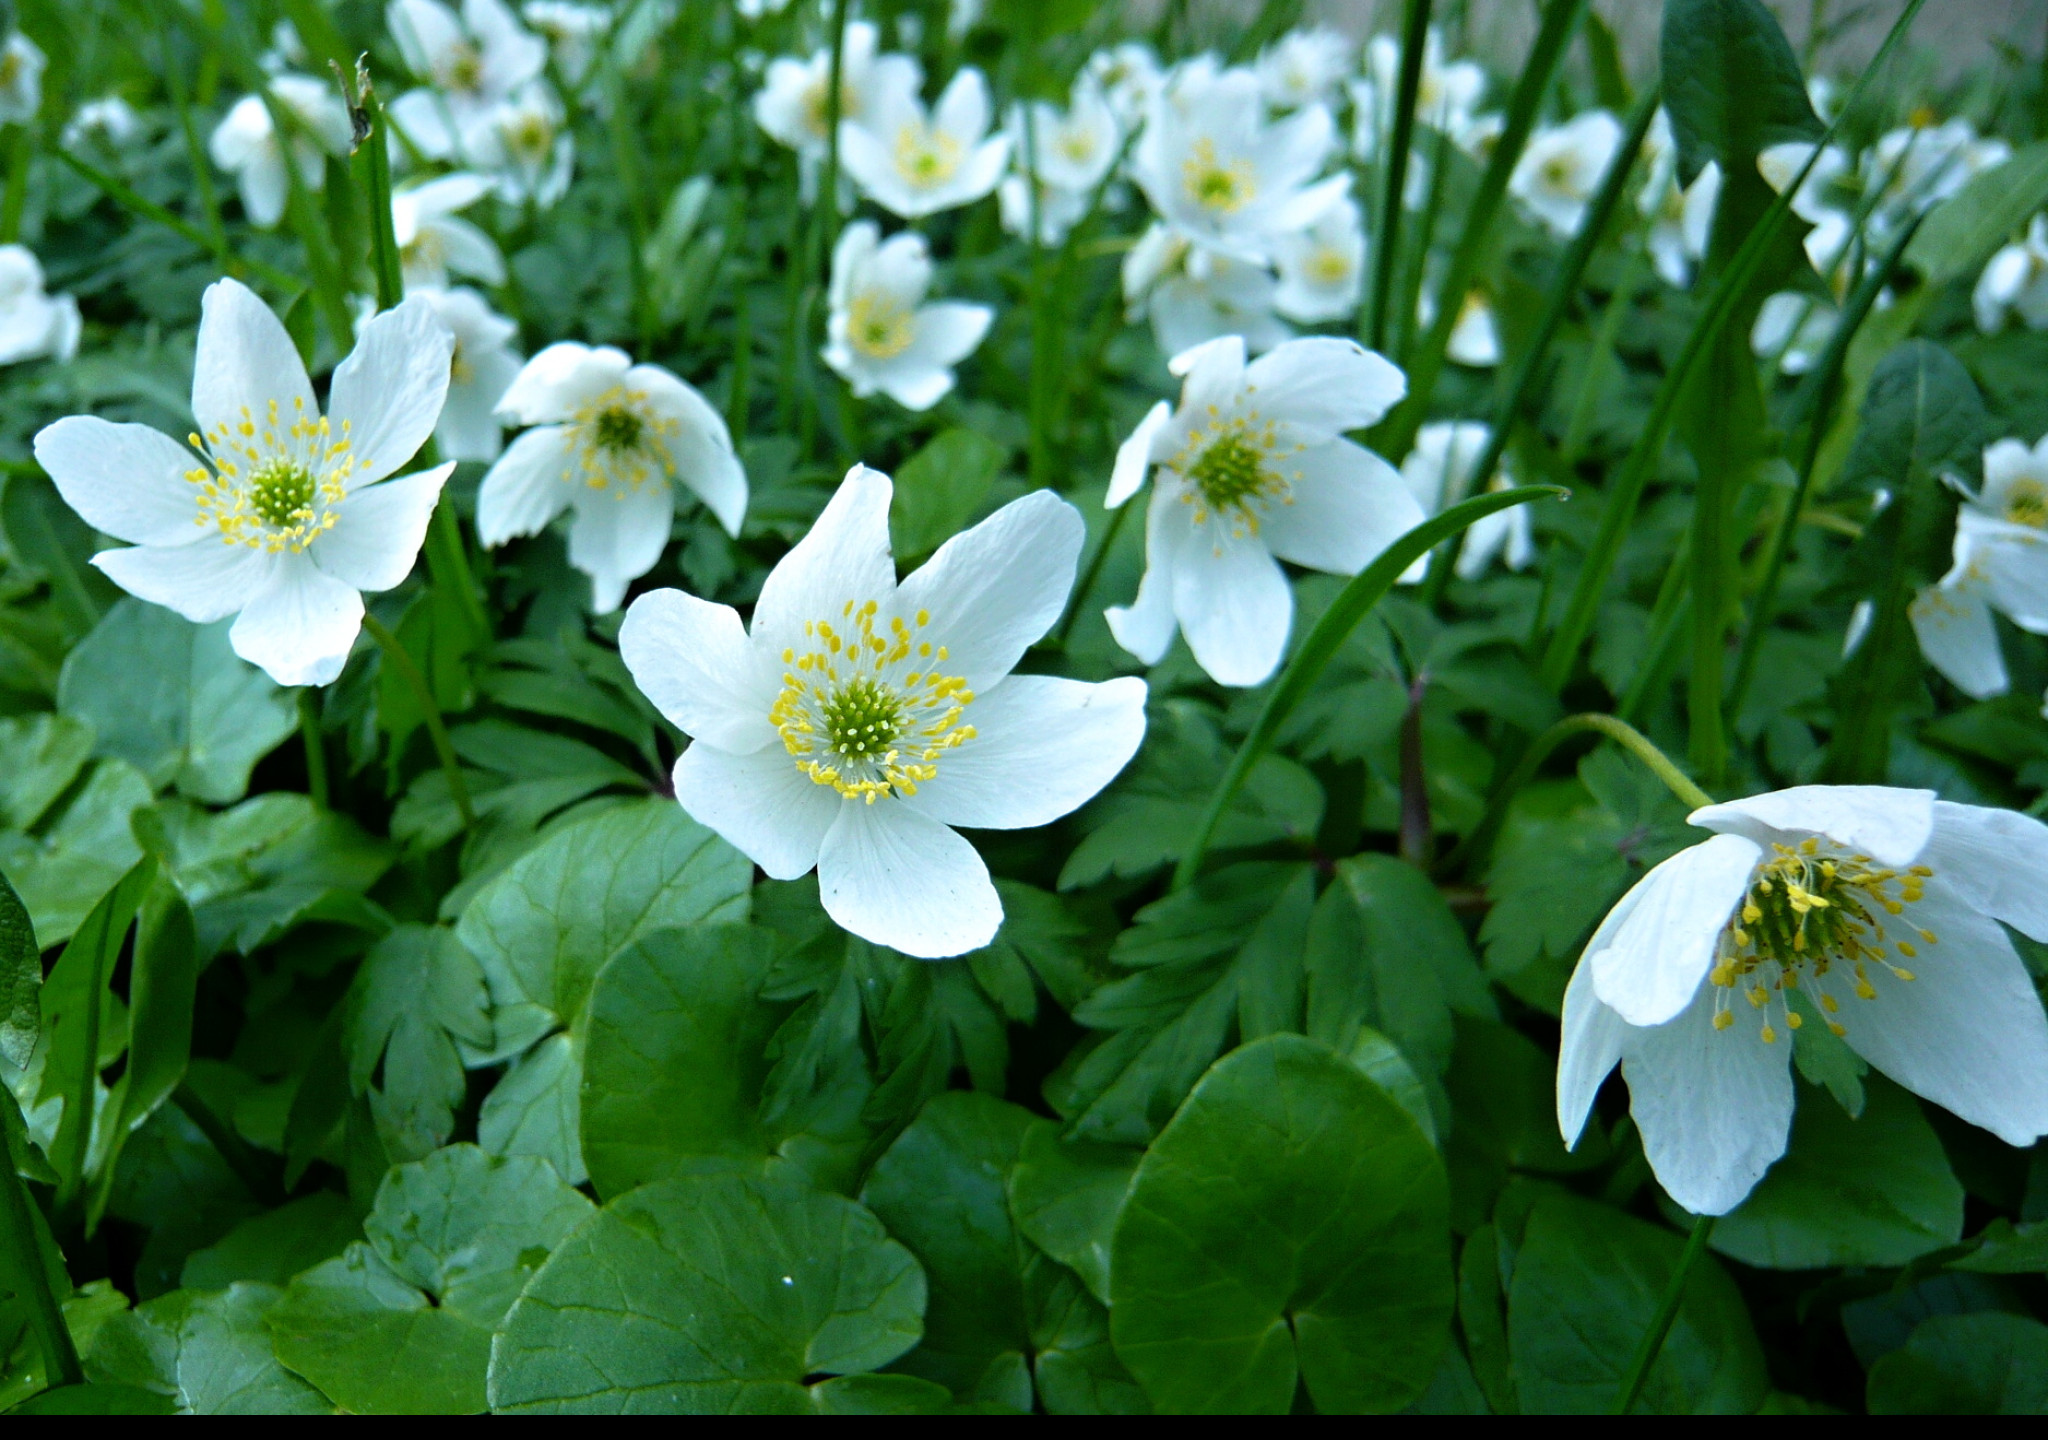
[846,290,916,359]
[894,122,963,187]
[2003,477,2048,528]
[1167,410,1298,539]
[567,387,678,495]
[186,399,352,553]
[1182,138,1257,215]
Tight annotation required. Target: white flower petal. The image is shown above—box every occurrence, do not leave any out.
[1925,800,2048,942]
[1837,882,2048,1147]
[1258,439,1425,575]
[635,366,747,536]
[750,465,897,652]
[495,342,629,424]
[327,295,455,486]
[1591,832,1761,1027]
[905,301,992,372]
[618,588,779,754]
[228,552,365,687]
[310,463,452,592]
[1171,521,1292,688]
[1108,400,1171,509]
[35,418,205,547]
[191,278,317,448]
[818,800,1002,959]
[1910,578,2008,698]
[567,481,674,614]
[1689,785,1937,869]
[1241,336,1406,439]
[892,489,1084,692]
[909,675,1147,831]
[1557,950,1631,1150]
[1979,535,2048,631]
[1105,486,1183,665]
[92,541,272,624]
[1622,981,1796,1216]
[671,741,840,881]
[476,424,574,544]
[239,149,291,229]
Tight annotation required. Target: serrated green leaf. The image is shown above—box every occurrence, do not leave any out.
[86,1283,330,1415]
[1866,1312,2048,1414]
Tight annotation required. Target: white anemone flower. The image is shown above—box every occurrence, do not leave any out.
[1130,64,1347,266]
[839,67,1010,220]
[823,221,991,411]
[208,76,355,230]
[1510,109,1622,238]
[752,22,922,164]
[1105,335,1421,687]
[1125,227,1292,358]
[1272,193,1365,324]
[619,466,1148,959]
[0,32,44,125]
[1559,785,2048,1217]
[1863,118,2009,239]
[34,279,455,688]
[1443,288,1502,367]
[1640,115,1721,287]
[1757,140,1851,226]
[1974,214,2048,333]
[0,246,80,367]
[411,286,523,462]
[478,342,747,612]
[1909,434,2048,699]
[468,82,574,206]
[1358,28,1488,155]
[386,0,546,155]
[1086,42,1164,126]
[1397,421,1531,582]
[1010,76,1120,195]
[1751,291,1840,375]
[394,173,506,290]
[1256,27,1353,111]
[62,95,142,150]
[522,2,608,88]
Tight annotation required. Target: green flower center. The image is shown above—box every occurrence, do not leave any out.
[248,456,319,530]
[820,675,904,759]
[1710,840,1934,1044]
[592,406,645,454]
[1188,432,1273,513]
[2005,478,2048,528]
[1183,140,1256,214]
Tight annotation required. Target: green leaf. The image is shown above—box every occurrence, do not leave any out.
[488,1173,926,1414]
[580,924,785,1199]
[345,925,491,1163]
[0,865,37,1069]
[179,1193,361,1291]
[1908,140,2048,285]
[889,428,1007,558]
[85,1283,331,1415]
[1443,1018,1606,1231]
[7,1382,178,1414]
[0,759,152,949]
[1109,1034,1453,1414]
[455,799,751,1058]
[1661,0,1820,182]
[1866,1313,2048,1414]
[0,714,94,833]
[1506,1192,1768,1414]
[266,1145,594,1414]
[1009,1120,1140,1306]
[476,1032,585,1184]
[57,599,295,805]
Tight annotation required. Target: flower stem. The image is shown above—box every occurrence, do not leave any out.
[1363,0,1431,354]
[1611,1213,1717,1414]
[1052,485,1135,648]
[0,1101,82,1389]
[361,612,475,830]
[298,690,330,810]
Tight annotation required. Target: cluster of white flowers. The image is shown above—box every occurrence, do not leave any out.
[0,245,79,368]
[1909,433,2048,704]
[208,75,356,231]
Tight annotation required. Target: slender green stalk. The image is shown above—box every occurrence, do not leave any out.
[351,69,407,313]
[1391,114,1453,364]
[1539,0,1928,692]
[0,1120,82,1388]
[298,691,330,810]
[1613,1214,1718,1413]
[1172,485,1561,890]
[51,149,298,292]
[1437,711,1712,877]
[1364,0,1432,353]
[0,124,28,244]
[171,1082,285,1205]
[1419,81,1660,606]
[1561,248,1644,467]
[362,612,476,830]
[161,22,234,271]
[1051,496,1135,648]
[1378,0,1587,460]
[1024,98,1052,489]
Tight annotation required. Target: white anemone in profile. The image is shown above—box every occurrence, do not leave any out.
[823,221,991,412]
[522,1,608,88]
[208,76,355,229]
[752,21,921,166]
[478,342,747,612]
[387,0,547,155]
[393,173,505,290]
[34,279,455,687]
[1641,113,1721,288]
[62,95,142,151]
[1255,27,1352,111]
[468,81,575,207]
[1105,335,1421,687]
[0,246,80,367]
[839,67,1010,220]
[1510,109,1622,238]
[1086,42,1164,126]
[0,31,45,125]
[1973,214,2048,334]
[1862,118,2009,239]
[410,286,523,462]
[1397,421,1531,582]
[1125,226,1292,358]
[1909,433,2048,699]
[1357,28,1489,156]
[1272,193,1365,325]
[1130,64,1347,265]
[1010,75,1120,193]
[1559,785,2048,1217]
[619,467,1148,959]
